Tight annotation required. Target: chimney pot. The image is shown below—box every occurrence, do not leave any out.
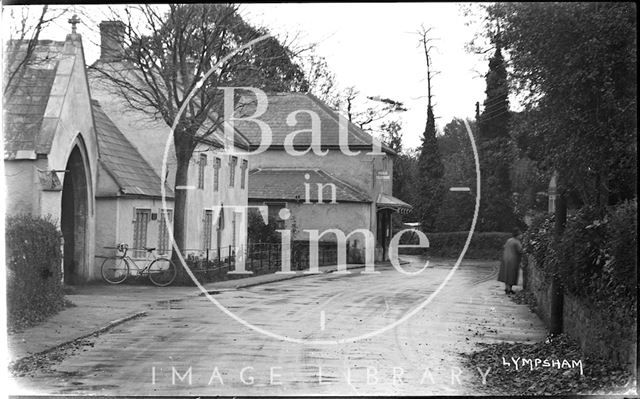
[99,21,125,62]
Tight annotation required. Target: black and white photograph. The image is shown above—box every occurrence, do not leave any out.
[1,2,637,396]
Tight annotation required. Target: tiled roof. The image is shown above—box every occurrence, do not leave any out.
[89,59,252,151]
[3,40,65,157]
[93,100,173,198]
[248,168,371,203]
[235,92,394,154]
[376,193,412,214]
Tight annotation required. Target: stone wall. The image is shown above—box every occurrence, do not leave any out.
[562,292,637,373]
[525,256,553,326]
[525,255,637,373]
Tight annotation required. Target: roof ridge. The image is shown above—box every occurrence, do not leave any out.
[92,102,174,197]
[314,169,371,202]
[303,93,369,147]
[304,92,395,155]
[251,166,319,171]
[248,168,371,203]
[5,39,65,46]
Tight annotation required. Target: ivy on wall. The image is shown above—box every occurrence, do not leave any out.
[523,199,637,327]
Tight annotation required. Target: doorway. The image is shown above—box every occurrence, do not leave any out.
[376,209,392,260]
[61,145,89,284]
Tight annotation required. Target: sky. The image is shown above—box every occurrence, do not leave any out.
[240,3,489,149]
[3,3,491,150]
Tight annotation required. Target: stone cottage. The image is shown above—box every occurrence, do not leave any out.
[240,92,412,261]
[88,21,250,264]
[4,19,250,283]
[4,24,99,284]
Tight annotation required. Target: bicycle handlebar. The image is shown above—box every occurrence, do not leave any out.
[116,243,129,255]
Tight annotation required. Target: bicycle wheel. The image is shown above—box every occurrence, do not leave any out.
[148,258,177,287]
[101,256,130,284]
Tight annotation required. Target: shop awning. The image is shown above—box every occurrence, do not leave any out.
[376,193,413,214]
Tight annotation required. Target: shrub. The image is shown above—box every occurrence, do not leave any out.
[594,199,637,326]
[522,212,557,279]
[556,205,608,297]
[397,230,512,259]
[523,200,637,327]
[6,214,65,331]
[603,199,637,295]
[247,209,280,244]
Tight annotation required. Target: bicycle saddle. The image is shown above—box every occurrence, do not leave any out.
[143,247,156,252]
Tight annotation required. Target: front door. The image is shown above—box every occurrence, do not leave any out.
[376,209,392,260]
[61,145,89,285]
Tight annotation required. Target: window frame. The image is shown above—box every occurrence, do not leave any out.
[265,202,287,230]
[213,157,221,192]
[132,207,151,258]
[229,156,238,187]
[198,153,207,190]
[157,209,173,255]
[203,209,214,250]
[240,159,248,189]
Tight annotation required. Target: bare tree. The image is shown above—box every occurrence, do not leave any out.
[333,86,407,133]
[297,53,406,134]
[416,25,445,231]
[300,52,338,104]
[3,5,69,101]
[417,25,440,113]
[90,4,307,258]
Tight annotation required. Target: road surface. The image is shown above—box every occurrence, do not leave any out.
[10,256,546,395]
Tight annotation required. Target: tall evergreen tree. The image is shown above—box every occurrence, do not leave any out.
[418,28,444,231]
[478,43,510,140]
[434,118,477,232]
[417,27,445,232]
[418,106,445,231]
[477,37,519,231]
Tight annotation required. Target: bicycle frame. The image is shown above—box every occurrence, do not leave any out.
[103,243,177,287]
[119,246,166,277]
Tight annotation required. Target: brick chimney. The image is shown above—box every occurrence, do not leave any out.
[99,21,125,61]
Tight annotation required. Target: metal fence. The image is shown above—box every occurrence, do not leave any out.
[100,241,350,285]
[182,241,343,283]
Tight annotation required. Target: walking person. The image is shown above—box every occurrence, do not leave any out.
[498,228,523,294]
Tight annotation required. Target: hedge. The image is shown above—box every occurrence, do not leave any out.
[523,199,637,327]
[396,230,512,259]
[6,214,65,331]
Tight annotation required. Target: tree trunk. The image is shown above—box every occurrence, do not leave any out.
[550,181,567,335]
[171,151,190,269]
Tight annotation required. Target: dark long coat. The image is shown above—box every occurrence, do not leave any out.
[497,237,523,286]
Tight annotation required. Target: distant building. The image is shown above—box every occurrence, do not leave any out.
[241,93,411,261]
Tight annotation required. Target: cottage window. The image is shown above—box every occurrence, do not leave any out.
[229,156,237,187]
[240,159,248,189]
[198,153,207,189]
[232,212,237,248]
[158,209,173,255]
[203,209,213,250]
[133,208,151,258]
[266,202,287,230]
[215,205,225,255]
[213,157,221,191]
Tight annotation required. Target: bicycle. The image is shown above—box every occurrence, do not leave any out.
[101,243,178,286]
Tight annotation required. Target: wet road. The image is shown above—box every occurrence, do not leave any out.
[10,256,546,395]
